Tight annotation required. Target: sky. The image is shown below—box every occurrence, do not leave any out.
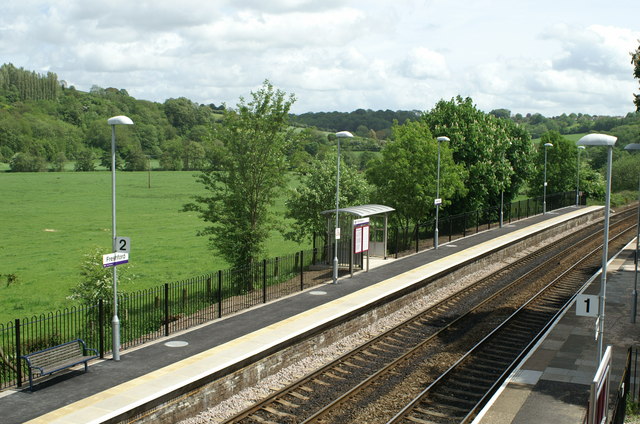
[1,0,639,117]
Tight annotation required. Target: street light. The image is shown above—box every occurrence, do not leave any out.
[578,133,617,364]
[333,131,354,284]
[107,115,134,361]
[624,143,640,323]
[576,145,586,206]
[500,142,511,228]
[543,142,553,214]
[435,136,449,249]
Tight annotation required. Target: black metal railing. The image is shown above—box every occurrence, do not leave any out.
[0,245,326,390]
[388,191,581,258]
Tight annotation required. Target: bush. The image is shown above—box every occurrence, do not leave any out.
[9,152,47,172]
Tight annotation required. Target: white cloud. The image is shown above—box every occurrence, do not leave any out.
[401,47,450,79]
[1,0,639,116]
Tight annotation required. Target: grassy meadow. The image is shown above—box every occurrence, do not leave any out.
[0,171,308,323]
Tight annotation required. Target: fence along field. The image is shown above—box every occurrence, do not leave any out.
[0,171,308,324]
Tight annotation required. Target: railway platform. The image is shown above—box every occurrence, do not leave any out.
[475,227,640,423]
[0,205,618,424]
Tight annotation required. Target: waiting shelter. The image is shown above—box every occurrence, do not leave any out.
[320,204,395,275]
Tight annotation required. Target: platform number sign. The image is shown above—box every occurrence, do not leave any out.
[116,237,130,254]
[576,294,598,317]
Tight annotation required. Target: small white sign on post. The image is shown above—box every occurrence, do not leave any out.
[116,236,130,253]
[434,198,442,205]
[576,294,599,317]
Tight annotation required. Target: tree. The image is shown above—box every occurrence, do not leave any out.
[366,120,466,235]
[422,96,534,214]
[527,131,602,198]
[183,80,296,274]
[283,152,370,244]
[74,149,96,171]
[632,41,640,111]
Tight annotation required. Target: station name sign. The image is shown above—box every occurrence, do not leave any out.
[103,252,129,268]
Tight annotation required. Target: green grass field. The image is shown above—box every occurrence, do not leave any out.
[0,171,308,323]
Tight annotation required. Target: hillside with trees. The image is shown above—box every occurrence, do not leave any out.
[1,62,639,185]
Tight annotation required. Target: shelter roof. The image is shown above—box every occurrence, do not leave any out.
[320,204,395,218]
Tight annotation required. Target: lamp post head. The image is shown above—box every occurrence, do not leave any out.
[577,133,616,147]
[437,136,449,143]
[108,115,134,126]
[625,143,640,151]
[544,143,553,147]
[578,146,586,150]
[335,131,354,138]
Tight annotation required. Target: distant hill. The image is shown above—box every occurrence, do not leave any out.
[1,63,639,172]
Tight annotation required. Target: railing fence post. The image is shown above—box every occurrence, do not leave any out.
[312,233,317,265]
[300,250,304,291]
[217,270,223,318]
[99,299,105,359]
[15,319,22,388]
[263,259,267,303]
[164,283,169,337]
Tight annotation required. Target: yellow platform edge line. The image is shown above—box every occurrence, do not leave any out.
[25,206,602,424]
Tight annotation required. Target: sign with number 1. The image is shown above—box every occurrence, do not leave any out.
[576,294,598,317]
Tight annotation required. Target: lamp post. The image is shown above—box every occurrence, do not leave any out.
[435,136,449,249]
[333,131,354,284]
[578,133,617,364]
[499,142,510,228]
[576,145,585,206]
[107,115,134,361]
[624,143,640,323]
[543,142,553,214]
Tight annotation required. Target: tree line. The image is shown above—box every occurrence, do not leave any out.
[4,62,640,176]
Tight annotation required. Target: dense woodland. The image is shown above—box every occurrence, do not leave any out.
[1,63,640,175]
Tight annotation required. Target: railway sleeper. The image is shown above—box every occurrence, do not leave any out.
[406,413,443,424]
[275,398,299,408]
[262,406,294,418]
[480,350,517,362]
[442,385,485,400]
[287,391,309,401]
[431,391,478,407]
[246,415,280,424]
[474,356,511,367]
[462,369,501,381]
[420,398,470,415]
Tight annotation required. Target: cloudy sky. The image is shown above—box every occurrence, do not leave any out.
[2,0,638,116]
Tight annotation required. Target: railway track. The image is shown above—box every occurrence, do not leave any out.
[221,208,636,424]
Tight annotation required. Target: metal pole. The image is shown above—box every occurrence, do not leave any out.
[576,147,582,206]
[598,145,613,363]
[500,190,504,228]
[333,137,341,284]
[633,174,640,323]
[110,125,120,361]
[543,145,548,214]
[435,139,441,249]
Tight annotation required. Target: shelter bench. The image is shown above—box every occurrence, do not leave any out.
[20,338,99,391]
